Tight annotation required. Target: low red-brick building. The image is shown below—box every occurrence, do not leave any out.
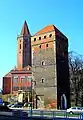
[3,66,32,95]
[11,66,32,95]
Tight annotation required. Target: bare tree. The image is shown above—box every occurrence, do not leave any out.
[69,51,83,106]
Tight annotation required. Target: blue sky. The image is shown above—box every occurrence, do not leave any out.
[0,0,83,88]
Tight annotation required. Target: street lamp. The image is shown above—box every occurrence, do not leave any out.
[31,77,33,117]
[28,74,35,117]
[30,76,34,117]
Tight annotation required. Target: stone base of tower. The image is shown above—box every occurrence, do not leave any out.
[34,87,57,109]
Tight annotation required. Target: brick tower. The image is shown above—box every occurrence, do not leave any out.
[17,21,31,69]
[31,25,70,109]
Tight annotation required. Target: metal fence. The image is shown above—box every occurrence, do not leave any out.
[17,110,83,120]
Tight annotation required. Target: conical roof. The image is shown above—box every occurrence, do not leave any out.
[20,20,30,36]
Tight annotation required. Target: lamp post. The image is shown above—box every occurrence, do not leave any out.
[31,77,33,117]
[31,76,35,116]
[28,75,34,117]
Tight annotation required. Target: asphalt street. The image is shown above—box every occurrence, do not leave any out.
[0,115,82,120]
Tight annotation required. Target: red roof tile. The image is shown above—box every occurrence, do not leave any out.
[4,72,11,77]
[34,24,68,39]
[34,25,56,35]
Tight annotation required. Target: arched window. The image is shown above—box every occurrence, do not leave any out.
[41,78,45,83]
[49,34,52,37]
[39,37,41,40]
[46,44,48,47]
[39,45,41,48]
[20,44,21,49]
[41,61,45,65]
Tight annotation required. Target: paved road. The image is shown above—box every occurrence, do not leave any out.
[0,115,18,120]
[0,115,82,120]
[0,115,60,120]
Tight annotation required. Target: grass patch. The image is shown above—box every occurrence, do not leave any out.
[29,111,81,118]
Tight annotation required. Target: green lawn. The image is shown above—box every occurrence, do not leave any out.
[30,112,81,118]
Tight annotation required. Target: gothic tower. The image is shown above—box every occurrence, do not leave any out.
[17,21,31,69]
[31,25,70,109]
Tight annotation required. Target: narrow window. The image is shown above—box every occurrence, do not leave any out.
[21,76,25,83]
[39,45,41,48]
[46,44,48,47]
[49,34,52,37]
[13,76,18,83]
[28,67,31,70]
[34,38,36,41]
[20,44,21,49]
[44,36,46,39]
[41,78,45,83]
[39,37,41,40]
[41,61,45,65]
[13,86,19,91]
[34,81,36,85]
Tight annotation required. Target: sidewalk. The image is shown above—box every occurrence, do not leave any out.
[23,107,63,111]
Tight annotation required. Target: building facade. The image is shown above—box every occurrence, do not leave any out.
[3,21,70,109]
[31,25,70,109]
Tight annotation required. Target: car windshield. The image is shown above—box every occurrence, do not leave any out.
[77,107,81,110]
[72,107,76,109]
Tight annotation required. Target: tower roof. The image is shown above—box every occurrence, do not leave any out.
[20,21,30,36]
[34,25,56,35]
[34,24,68,39]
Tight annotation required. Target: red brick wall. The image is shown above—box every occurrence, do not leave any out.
[12,73,32,94]
[3,77,11,94]
[12,74,32,87]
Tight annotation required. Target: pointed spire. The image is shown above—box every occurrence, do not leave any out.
[20,20,30,36]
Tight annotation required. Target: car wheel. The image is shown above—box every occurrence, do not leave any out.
[69,111,73,114]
